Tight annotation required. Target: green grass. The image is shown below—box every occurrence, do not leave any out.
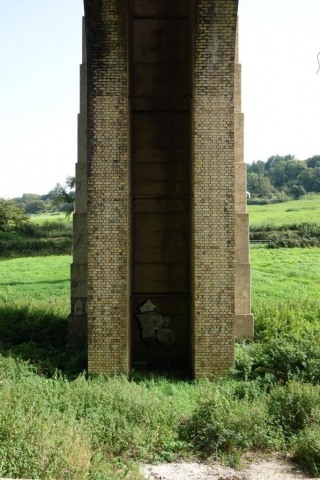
[251,248,320,301]
[1,249,318,308]
[29,212,71,224]
[0,256,71,306]
[0,250,320,477]
[248,194,320,226]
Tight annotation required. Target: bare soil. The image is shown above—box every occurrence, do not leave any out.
[142,455,319,480]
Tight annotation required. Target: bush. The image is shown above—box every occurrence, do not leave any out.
[234,298,320,385]
[250,222,320,248]
[179,384,283,461]
[0,198,30,232]
[292,424,320,476]
[268,382,320,438]
[0,358,198,478]
[289,184,307,199]
[0,220,72,257]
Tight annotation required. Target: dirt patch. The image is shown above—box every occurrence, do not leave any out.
[142,456,318,480]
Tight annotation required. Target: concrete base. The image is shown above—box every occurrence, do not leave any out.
[235,314,254,339]
[68,314,87,346]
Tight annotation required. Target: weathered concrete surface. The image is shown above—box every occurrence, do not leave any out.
[234,19,254,339]
[69,17,88,346]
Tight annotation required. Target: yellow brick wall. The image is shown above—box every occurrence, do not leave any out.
[192,0,238,378]
[85,0,130,375]
[83,0,240,377]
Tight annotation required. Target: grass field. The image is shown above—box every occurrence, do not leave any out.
[1,250,318,308]
[251,247,320,301]
[248,193,320,226]
[0,256,71,301]
[26,195,320,228]
[0,256,71,316]
[29,212,70,224]
[1,194,320,479]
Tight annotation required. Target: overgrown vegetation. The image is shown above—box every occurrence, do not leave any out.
[250,222,320,247]
[0,251,320,477]
[0,219,72,257]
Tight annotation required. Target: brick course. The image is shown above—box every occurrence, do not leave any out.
[70,0,253,378]
[192,0,238,377]
[85,0,130,374]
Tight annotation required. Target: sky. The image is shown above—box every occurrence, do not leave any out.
[0,0,319,199]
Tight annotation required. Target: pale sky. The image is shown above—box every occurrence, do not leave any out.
[0,0,319,199]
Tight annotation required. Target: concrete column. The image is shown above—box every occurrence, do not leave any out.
[69,17,88,346]
[234,19,254,339]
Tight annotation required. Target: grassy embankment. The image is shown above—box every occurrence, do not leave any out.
[0,198,320,478]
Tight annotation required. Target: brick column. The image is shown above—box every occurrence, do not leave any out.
[85,0,130,375]
[192,0,238,378]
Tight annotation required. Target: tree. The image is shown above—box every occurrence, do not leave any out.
[297,169,315,192]
[285,160,306,184]
[306,155,320,169]
[270,161,287,188]
[53,176,75,217]
[312,167,320,192]
[0,198,30,231]
[265,154,295,172]
[297,168,320,193]
[24,200,47,214]
[247,173,273,197]
[247,160,266,176]
[20,193,41,204]
[289,184,306,199]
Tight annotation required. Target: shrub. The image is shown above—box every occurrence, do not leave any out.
[268,382,320,438]
[0,198,30,232]
[179,385,283,460]
[250,222,320,248]
[292,424,320,476]
[0,219,72,257]
[233,298,320,385]
[0,232,72,256]
[289,185,307,199]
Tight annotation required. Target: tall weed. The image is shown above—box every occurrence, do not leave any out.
[268,382,320,437]
[234,298,320,384]
[179,383,283,463]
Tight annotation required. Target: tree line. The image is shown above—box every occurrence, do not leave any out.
[7,176,75,216]
[247,155,320,201]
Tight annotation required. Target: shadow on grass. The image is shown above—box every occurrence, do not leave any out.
[0,279,69,286]
[0,303,193,382]
[0,304,87,379]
